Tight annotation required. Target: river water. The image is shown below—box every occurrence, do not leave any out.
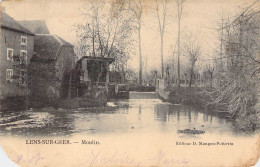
[0,92,246,137]
[1,92,258,167]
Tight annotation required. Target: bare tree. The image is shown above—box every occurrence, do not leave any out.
[185,40,200,87]
[219,10,224,71]
[204,3,260,118]
[155,0,170,78]
[176,0,185,87]
[126,0,143,85]
[75,0,135,85]
[206,64,214,88]
[77,0,136,57]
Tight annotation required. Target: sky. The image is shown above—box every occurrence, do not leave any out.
[2,0,258,73]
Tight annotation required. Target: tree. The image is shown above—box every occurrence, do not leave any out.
[205,3,260,118]
[185,40,200,87]
[206,64,214,88]
[126,0,143,85]
[110,47,131,83]
[75,0,134,85]
[155,0,171,78]
[176,0,185,87]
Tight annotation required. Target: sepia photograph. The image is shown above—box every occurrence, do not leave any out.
[0,0,260,166]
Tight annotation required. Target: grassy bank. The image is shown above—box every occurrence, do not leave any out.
[166,87,206,107]
[0,93,108,112]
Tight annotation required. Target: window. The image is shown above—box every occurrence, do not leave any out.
[7,48,13,61]
[20,50,27,65]
[80,75,84,83]
[21,36,27,46]
[6,69,13,82]
[20,70,26,85]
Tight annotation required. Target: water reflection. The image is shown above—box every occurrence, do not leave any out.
[0,109,75,136]
[0,99,242,136]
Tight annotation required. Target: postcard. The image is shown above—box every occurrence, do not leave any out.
[0,0,260,166]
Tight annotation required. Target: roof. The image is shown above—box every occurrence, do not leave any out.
[34,34,73,60]
[18,20,50,34]
[1,12,34,35]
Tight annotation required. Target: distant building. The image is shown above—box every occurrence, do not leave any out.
[0,12,35,98]
[29,34,75,101]
[18,20,50,34]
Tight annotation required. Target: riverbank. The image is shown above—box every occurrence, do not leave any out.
[159,87,209,109]
[0,95,108,112]
[129,85,156,92]
[158,87,260,132]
